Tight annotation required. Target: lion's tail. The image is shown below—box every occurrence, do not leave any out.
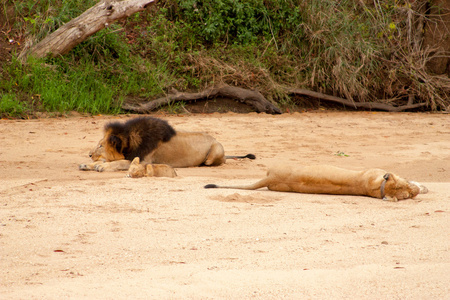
[225,153,256,160]
[204,178,269,190]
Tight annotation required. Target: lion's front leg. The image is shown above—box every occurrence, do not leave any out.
[79,161,104,171]
[79,160,131,172]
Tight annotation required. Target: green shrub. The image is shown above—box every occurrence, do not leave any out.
[160,0,303,46]
[0,93,28,117]
[1,0,448,116]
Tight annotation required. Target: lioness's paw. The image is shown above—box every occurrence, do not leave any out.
[420,185,429,194]
[410,181,429,194]
[383,196,398,202]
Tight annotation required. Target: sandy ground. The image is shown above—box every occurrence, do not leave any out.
[0,111,449,299]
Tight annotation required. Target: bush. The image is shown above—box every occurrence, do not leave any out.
[0,93,28,117]
[0,0,448,116]
[172,0,303,45]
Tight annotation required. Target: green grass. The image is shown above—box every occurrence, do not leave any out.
[0,93,28,117]
[3,56,121,115]
[0,0,448,118]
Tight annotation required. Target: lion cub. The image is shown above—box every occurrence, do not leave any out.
[127,157,177,178]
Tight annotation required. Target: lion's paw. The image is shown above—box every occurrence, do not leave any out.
[410,181,428,194]
[420,185,429,194]
[94,164,106,172]
[383,196,398,202]
[79,163,90,171]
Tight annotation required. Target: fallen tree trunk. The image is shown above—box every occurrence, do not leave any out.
[18,0,155,61]
[122,84,282,114]
[288,88,428,112]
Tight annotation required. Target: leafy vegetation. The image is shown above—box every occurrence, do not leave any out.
[0,0,449,118]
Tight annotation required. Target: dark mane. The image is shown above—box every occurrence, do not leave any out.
[105,117,176,160]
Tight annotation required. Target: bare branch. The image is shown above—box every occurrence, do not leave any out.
[122,84,282,114]
[288,88,427,112]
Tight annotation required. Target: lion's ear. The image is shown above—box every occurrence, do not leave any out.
[384,173,398,184]
[386,173,402,187]
[131,157,140,165]
[108,135,123,153]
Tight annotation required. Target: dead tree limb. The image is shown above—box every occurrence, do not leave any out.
[289,88,428,112]
[122,84,282,114]
[18,0,155,61]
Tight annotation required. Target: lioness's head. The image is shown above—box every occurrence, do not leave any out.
[382,173,422,201]
[89,117,176,162]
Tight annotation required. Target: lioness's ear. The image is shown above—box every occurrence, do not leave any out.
[108,135,123,153]
[131,157,140,165]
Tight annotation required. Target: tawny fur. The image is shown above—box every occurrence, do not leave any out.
[79,116,254,172]
[126,157,177,178]
[205,165,428,201]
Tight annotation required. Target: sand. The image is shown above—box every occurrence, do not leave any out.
[1,111,449,299]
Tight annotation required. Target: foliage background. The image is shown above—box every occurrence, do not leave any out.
[0,0,449,117]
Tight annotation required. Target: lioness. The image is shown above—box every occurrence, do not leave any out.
[79,116,255,172]
[126,157,177,178]
[205,165,428,201]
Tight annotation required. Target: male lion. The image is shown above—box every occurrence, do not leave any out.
[205,165,428,201]
[79,116,255,172]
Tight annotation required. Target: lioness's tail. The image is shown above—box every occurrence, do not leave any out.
[225,154,256,160]
[204,178,269,190]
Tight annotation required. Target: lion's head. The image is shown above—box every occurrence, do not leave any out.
[126,157,148,178]
[89,117,176,162]
[126,157,177,178]
[382,173,421,201]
